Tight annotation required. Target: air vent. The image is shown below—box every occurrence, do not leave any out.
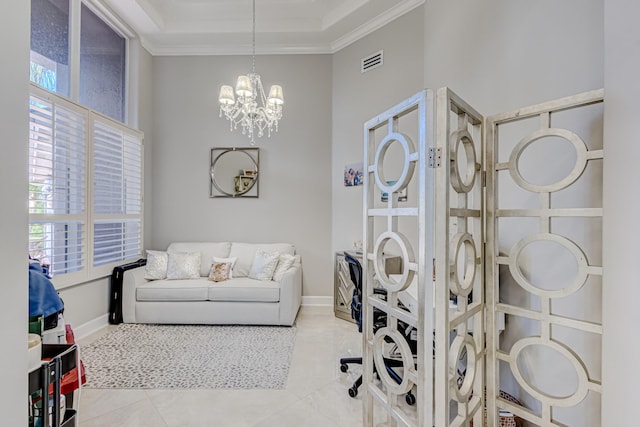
[361,50,383,73]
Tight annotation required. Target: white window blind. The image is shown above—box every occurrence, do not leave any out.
[28,91,87,277]
[28,84,143,286]
[92,118,143,267]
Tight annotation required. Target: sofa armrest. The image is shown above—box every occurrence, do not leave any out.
[278,262,302,325]
[121,265,148,323]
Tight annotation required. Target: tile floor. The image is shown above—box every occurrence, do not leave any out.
[75,306,417,426]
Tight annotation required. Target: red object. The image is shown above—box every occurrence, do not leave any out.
[58,325,86,395]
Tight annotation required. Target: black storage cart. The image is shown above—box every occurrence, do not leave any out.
[28,344,78,427]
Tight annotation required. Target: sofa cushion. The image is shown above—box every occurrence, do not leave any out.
[167,242,231,277]
[229,243,295,277]
[137,279,210,301]
[208,277,280,302]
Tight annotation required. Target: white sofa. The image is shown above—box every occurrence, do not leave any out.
[120,242,302,326]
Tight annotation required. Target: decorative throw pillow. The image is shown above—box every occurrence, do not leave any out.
[272,253,297,282]
[248,250,280,281]
[166,252,201,279]
[144,250,168,280]
[208,262,232,282]
[213,256,238,279]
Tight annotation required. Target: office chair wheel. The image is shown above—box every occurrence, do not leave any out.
[340,364,349,373]
[405,392,416,406]
[348,386,358,398]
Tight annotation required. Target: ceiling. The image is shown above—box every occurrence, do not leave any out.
[101,0,425,55]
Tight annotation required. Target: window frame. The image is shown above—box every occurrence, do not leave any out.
[28,85,89,286]
[29,83,144,289]
[30,0,136,126]
[89,111,144,279]
[29,0,143,287]
[78,0,136,124]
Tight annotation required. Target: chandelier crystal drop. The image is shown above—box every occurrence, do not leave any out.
[218,0,284,144]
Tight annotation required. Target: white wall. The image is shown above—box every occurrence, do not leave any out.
[602,0,640,423]
[0,2,29,424]
[150,54,333,297]
[424,0,603,116]
[58,278,110,327]
[423,0,603,425]
[332,7,425,256]
[134,40,155,252]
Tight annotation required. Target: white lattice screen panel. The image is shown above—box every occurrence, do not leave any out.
[433,88,485,426]
[360,87,602,427]
[362,90,434,427]
[485,89,604,427]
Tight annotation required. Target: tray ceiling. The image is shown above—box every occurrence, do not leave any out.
[100,0,424,55]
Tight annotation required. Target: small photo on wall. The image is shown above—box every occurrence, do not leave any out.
[344,162,364,187]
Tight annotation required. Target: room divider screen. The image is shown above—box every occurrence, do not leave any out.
[485,90,604,426]
[362,90,434,426]
[361,88,603,427]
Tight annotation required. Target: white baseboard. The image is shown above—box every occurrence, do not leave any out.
[72,299,332,337]
[301,296,332,306]
[73,313,110,341]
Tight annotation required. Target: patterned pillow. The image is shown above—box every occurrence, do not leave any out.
[248,250,280,281]
[213,256,238,279]
[166,252,201,279]
[272,253,297,282]
[208,262,232,282]
[144,250,168,280]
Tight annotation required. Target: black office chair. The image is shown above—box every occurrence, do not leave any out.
[338,252,417,405]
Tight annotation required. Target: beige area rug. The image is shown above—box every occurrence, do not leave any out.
[80,323,296,389]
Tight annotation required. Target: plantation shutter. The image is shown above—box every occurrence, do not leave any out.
[28,90,88,276]
[92,117,143,267]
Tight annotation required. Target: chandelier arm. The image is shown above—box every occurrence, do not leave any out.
[252,73,268,107]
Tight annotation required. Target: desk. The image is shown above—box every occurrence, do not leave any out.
[334,251,402,323]
[390,274,505,331]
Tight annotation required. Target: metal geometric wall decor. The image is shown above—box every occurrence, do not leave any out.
[362,88,603,427]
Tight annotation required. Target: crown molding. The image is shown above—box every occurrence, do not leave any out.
[85,0,137,39]
[143,39,334,56]
[140,0,425,56]
[330,0,424,53]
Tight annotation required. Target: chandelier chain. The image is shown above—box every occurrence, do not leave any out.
[252,0,256,73]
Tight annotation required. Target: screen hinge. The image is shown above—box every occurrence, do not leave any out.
[428,147,442,168]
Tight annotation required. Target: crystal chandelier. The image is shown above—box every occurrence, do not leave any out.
[218,0,284,144]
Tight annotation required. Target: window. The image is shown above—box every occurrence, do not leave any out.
[29,0,139,286]
[30,0,70,95]
[92,119,142,267]
[28,85,143,287]
[80,4,126,122]
[30,0,128,122]
[28,91,86,277]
